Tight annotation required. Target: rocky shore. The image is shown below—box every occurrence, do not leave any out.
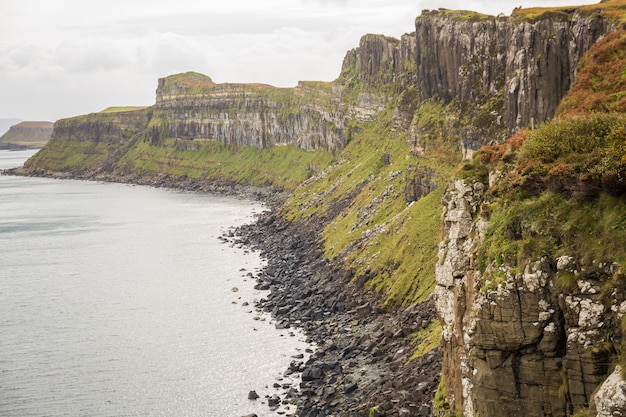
[228,209,441,417]
[5,166,442,416]
[3,167,288,202]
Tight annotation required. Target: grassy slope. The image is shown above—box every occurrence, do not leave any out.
[116,138,335,190]
[281,100,460,306]
[513,0,626,23]
[465,28,626,283]
[25,139,112,171]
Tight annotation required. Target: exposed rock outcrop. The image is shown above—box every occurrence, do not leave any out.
[51,108,148,144]
[151,77,349,152]
[415,10,611,135]
[435,179,626,417]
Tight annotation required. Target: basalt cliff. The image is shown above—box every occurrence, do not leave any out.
[14,2,626,417]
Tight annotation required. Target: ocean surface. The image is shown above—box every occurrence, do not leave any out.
[0,150,308,417]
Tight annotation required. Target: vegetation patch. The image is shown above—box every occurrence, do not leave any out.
[281,99,460,306]
[116,139,334,190]
[409,320,442,361]
[24,139,114,172]
[420,8,495,22]
[478,189,626,273]
[512,0,626,24]
[100,106,148,113]
[159,72,216,95]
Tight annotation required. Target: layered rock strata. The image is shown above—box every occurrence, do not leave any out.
[151,78,351,152]
[435,179,626,417]
[51,108,148,144]
[415,11,611,134]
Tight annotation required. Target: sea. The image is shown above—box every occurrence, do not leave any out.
[0,149,308,417]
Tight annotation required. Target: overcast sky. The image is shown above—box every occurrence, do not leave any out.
[1,0,596,122]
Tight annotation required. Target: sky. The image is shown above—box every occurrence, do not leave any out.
[1,0,597,122]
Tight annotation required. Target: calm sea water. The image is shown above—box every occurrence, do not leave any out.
[0,150,308,417]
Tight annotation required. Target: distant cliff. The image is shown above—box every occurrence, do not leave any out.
[0,121,53,149]
[149,74,347,152]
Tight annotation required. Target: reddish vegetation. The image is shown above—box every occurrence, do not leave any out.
[557,29,626,116]
[471,27,626,200]
[478,129,529,164]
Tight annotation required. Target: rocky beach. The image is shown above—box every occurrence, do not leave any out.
[227,203,441,416]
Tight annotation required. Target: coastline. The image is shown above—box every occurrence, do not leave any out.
[7,166,441,416]
[3,166,289,206]
[230,206,441,416]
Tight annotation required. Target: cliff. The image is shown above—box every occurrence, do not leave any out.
[150,73,348,152]
[434,28,626,417]
[15,2,626,416]
[0,121,53,149]
[415,9,610,135]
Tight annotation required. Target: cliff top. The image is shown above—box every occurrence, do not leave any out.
[420,0,626,24]
[513,0,626,23]
[12,121,53,129]
[157,71,278,98]
[100,106,148,114]
[418,8,495,22]
[57,106,149,124]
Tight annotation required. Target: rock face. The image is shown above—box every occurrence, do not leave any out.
[415,11,611,134]
[51,108,148,144]
[435,179,626,417]
[41,9,611,159]
[0,121,53,149]
[151,77,350,152]
[14,5,626,417]
[339,33,416,89]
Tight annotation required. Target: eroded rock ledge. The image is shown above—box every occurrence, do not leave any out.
[435,179,626,417]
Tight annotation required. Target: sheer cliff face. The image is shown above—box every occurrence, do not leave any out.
[152,81,350,152]
[436,180,626,417]
[415,11,611,134]
[149,45,406,153]
[51,109,148,144]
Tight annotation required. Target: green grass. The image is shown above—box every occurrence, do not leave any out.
[424,8,496,21]
[24,139,115,172]
[346,188,443,305]
[116,139,335,190]
[513,0,626,24]
[408,320,443,361]
[100,106,148,113]
[478,192,626,275]
[159,72,216,95]
[280,102,458,306]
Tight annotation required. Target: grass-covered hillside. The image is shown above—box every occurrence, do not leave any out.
[281,109,445,306]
